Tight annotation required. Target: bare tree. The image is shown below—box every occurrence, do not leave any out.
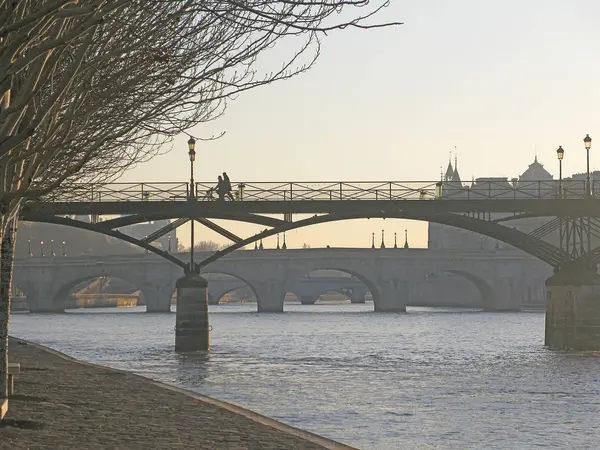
[0,0,401,403]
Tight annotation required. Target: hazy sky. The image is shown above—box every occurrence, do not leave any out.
[121,1,600,249]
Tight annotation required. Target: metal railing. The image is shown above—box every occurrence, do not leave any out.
[41,179,597,203]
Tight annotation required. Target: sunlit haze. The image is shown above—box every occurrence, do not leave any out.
[120,0,600,249]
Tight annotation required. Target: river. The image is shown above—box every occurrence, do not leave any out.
[9,303,600,449]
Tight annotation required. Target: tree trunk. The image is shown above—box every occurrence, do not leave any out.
[0,218,16,399]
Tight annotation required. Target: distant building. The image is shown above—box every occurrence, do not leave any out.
[428,155,600,252]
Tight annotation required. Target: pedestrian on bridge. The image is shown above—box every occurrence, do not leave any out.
[223,172,235,201]
[215,176,226,201]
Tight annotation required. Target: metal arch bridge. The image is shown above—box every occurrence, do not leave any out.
[20,179,600,273]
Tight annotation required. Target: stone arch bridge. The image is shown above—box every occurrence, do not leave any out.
[12,248,551,313]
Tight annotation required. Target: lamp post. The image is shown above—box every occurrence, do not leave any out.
[50,239,55,257]
[394,232,398,249]
[168,234,172,253]
[584,134,592,197]
[371,232,375,249]
[187,136,196,274]
[28,239,32,257]
[40,240,44,257]
[380,229,385,249]
[62,241,66,257]
[557,145,564,198]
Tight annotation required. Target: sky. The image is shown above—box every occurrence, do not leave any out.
[120,0,600,250]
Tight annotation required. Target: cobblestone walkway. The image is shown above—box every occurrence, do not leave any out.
[0,338,347,449]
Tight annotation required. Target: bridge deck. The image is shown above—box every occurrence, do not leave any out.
[22,198,600,217]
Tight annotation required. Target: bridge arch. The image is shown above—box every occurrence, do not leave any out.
[51,274,143,312]
[201,213,569,270]
[24,211,569,270]
[440,270,496,310]
[288,266,387,312]
[199,270,260,308]
[211,286,251,305]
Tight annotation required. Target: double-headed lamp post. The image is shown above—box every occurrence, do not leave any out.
[188,136,196,274]
[557,145,564,198]
[584,134,592,197]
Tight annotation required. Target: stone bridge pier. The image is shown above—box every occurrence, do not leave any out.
[141,281,176,313]
[545,269,600,350]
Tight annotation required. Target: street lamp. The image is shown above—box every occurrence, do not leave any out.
[188,136,196,199]
[40,240,44,257]
[371,232,375,249]
[380,229,385,249]
[187,136,197,274]
[557,145,564,198]
[50,239,55,257]
[394,232,398,249]
[28,239,32,257]
[62,241,66,257]
[584,134,592,197]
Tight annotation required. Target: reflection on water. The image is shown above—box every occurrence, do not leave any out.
[10,303,600,449]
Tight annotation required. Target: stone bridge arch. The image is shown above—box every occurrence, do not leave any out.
[199,270,260,308]
[14,259,179,313]
[208,257,408,313]
[439,269,496,310]
[52,274,142,312]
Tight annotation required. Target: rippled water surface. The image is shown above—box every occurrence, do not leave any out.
[10,303,600,449]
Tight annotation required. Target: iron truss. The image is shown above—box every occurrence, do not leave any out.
[19,178,600,274]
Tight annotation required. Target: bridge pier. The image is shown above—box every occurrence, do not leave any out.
[545,270,600,351]
[483,278,523,312]
[254,280,286,313]
[374,280,408,313]
[142,284,174,313]
[26,285,64,313]
[175,275,209,352]
[348,286,367,304]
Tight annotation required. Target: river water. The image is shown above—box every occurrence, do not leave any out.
[9,303,600,449]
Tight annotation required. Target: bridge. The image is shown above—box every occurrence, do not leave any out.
[18,178,600,350]
[12,249,550,313]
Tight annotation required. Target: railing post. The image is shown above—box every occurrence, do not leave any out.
[538,181,541,199]
[290,183,293,201]
[375,190,378,200]
[141,183,144,201]
[91,185,94,202]
[339,182,343,200]
[488,181,491,198]
[389,182,392,200]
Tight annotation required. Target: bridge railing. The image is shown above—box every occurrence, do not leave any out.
[41,180,593,202]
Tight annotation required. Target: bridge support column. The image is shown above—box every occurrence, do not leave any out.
[300,294,318,305]
[254,280,286,313]
[349,286,367,304]
[374,280,408,313]
[26,285,63,313]
[484,278,523,312]
[142,285,174,313]
[175,275,209,352]
[545,270,600,351]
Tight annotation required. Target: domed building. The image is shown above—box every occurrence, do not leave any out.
[518,156,553,183]
[427,156,556,251]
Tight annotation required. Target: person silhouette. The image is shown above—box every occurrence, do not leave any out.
[222,172,234,201]
[215,175,226,201]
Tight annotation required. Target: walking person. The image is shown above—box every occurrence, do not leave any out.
[215,175,226,201]
[222,172,235,201]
